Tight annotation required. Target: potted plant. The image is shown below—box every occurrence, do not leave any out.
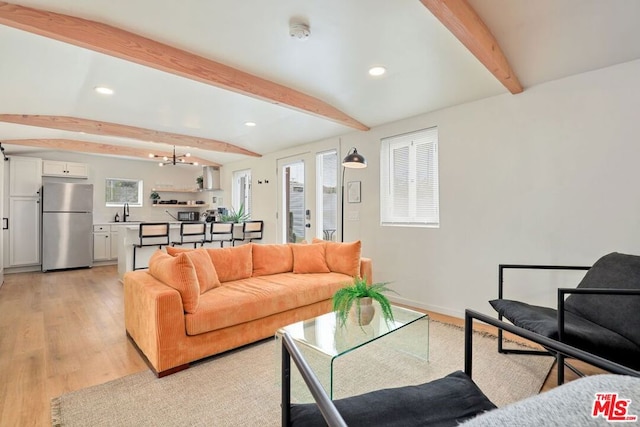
[196,176,204,189]
[333,277,395,327]
[150,191,160,204]
[220,202,250,223]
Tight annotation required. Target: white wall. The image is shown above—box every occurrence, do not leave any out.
[223,58,640,318]
[7,151,217,223]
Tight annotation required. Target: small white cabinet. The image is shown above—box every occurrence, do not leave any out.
[10,156,42,197]
[93,225,119,261]
[42,160,88,178]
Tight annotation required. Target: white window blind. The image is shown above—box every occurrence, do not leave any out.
[380,127,439,227]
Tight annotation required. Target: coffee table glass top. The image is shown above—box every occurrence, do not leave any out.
[277,304,429,400]
[280,304,428,358]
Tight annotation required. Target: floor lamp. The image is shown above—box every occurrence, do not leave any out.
[341,147,367,242]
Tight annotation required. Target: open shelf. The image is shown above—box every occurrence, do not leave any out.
[152,187,202,193]
[152,204,210,208]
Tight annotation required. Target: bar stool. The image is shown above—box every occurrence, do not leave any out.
[132,222,170,270]
[171,222,207,248]
[232,220,264,246]
[203,222,234,248]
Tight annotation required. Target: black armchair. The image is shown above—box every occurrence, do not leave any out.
[490,252,640,385]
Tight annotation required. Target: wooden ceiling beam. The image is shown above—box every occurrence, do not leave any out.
[0,114,259,158]
[0,2,369,131]
[3,138,221,167]
[420,0,523,94]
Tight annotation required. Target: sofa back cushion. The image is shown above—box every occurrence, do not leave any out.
[165,247,221,293]
[566,252,640,346]
[206,244,253,282]
[290,243,330,274]
[252,244,293,276]
[313,239,362,277]
[148,250,200,313]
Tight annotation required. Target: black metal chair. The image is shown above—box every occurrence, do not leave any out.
[203,222,234,248]
[171,222,207,248]
[490,252,640,385]
[132,222,170,270]
[232,220,263,246]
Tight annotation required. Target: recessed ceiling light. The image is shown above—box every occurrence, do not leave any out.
[244,121,257,127]
[94,86,114,95]
[368,66,386,77]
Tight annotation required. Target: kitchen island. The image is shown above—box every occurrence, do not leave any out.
[116,222,244,279]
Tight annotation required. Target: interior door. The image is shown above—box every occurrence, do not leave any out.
[277,154,314,243]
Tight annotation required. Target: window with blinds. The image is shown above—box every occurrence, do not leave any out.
[380,127,439,227]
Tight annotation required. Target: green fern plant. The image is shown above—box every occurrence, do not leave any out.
[332,276,395,327]
[220,202,250,223]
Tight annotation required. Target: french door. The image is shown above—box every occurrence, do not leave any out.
[276,150,338,243]
[277,156,308,243]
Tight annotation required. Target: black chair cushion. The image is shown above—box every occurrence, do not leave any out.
[289,370,496,427]
[566,252,640,347]
[490,299,640,369]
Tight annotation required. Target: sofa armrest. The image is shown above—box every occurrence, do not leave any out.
[123,270,187,373]
[360,258,372,284]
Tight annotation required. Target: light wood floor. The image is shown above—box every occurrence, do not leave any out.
[0,266,147,426]
[0,266,603,426]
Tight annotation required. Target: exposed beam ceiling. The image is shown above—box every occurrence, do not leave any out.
[0,115,260,158]
[0,1,369,131]
[3,138,220,167]
[420,0,523,94]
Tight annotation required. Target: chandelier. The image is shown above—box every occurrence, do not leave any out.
[149,146,199,167]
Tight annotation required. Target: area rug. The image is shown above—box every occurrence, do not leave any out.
[51,321,553,426]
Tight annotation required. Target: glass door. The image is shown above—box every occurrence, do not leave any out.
[276,149,338,244]
[278,158,307,243]
[316,150,338,241]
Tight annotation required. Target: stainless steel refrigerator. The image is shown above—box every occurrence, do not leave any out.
[42,182,94,272]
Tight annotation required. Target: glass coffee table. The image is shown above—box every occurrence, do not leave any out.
[276,304,429,401]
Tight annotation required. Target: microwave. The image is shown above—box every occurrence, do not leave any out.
[177,211,199,221]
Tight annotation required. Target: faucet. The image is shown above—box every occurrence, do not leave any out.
[123,202,130,222]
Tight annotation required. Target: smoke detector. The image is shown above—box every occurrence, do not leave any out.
[289,22,310,40]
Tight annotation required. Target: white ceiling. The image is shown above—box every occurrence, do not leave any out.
[1,0,640,165]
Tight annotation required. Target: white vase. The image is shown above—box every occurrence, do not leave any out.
[349,297,375,326]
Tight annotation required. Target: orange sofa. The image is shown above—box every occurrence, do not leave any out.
[123,241,372,376]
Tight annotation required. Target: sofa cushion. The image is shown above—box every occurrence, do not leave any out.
[313,239,362,277]
[166,247,221,293]
[165,246,191,255]
[185,272,350,335]
[291,243,330,274]
[252,244,293,277]
[206,244,253,282]
[148,250,200,313]
[290,370,496,427]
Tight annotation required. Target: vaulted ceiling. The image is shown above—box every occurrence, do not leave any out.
[1,0,640,166]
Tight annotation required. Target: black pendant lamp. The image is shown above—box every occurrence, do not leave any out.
[341,147,367,242]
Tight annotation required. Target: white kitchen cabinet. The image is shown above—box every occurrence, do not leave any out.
[93,231,110,261]
[93,225,118,261]
[9,197,40,266]
[9,156,42,197]
[42,160,88,178]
